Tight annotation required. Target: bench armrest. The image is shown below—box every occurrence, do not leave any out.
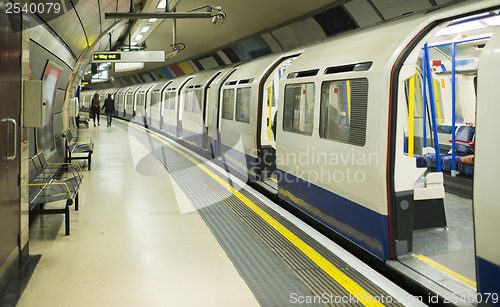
[27,182,75,204]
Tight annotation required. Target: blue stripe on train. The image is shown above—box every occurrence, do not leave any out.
[477,257,500,306]
[161,121,176,136]
[182,127,204,149]
[276,169,390,259]
[220,143,259,181]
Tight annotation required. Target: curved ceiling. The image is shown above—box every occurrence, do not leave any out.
[36,0,460,84]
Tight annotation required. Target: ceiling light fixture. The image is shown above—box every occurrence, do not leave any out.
[436,21,486,37]
[141,26,151,32]
[484,15,500,27]
[156,0,166,9]
[148,18,158,22]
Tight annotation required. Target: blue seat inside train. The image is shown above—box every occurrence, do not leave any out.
[419,125,475,175]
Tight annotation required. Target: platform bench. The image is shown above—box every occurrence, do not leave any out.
[28,152,84,235]
[62,129,94,170]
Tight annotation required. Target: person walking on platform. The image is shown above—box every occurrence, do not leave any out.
[102,94,115,127]
[91,93,101,127]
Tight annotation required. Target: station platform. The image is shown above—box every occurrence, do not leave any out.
[17,118,425,307]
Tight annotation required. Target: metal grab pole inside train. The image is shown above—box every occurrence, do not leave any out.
[424,43,442,172]
[451,42,457,176]
[422,52,427,148]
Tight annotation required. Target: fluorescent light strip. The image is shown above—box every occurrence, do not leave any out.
[157,0,166,9]
[484,16,500,27]
[436,21,486,37]
[148,18,158,22]
[135,35,143,40]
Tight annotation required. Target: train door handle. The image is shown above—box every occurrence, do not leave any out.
[2,118,17,160]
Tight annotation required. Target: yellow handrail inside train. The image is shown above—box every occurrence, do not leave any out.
[346,80,351,122]
[409,75,415,158]
[268,85,273,141]
[433,79,442,125]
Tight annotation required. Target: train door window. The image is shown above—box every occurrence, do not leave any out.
[222,89,235,120]
[184,91,193,112]
[235,87,251,123]
[165,92,175,110]
[151,91,160,106]
[283,83,315,135]
[137,92,145,109]
[126,93,133,108]
[193,90,202,113]
[319,78,368,146]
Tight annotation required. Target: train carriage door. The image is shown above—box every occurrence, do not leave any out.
[145,85,154,127]
[258,56,298,182]
[176,77,193,138]
[390,11,500,300]
[474,23,500,302]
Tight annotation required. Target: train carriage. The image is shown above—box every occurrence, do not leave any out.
[124,85,142,120]
[147,80,172,130]
[132,83,155,125]
[161,76,193,137]
[181,69,225,151]
[116,87,131,118]
[205,67,235,157]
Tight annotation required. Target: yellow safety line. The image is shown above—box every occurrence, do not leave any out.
[346,80,351,123]
[27,182,74,203]
[123,120,384,307]
[409,76,415,158]
[415,255,476,288]
[433,79,442,125]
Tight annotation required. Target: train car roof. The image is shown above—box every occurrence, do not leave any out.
[280,0,500,80]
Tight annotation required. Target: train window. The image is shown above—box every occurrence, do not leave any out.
[283,83,315,135]
[287,69,319,79]
[193,90,202,113]
[164,92,176,110]
[235,87,251,123]
[222,89,235,120]
[319,78,368,146]
[238,78,254,84]
[137,93,145,108]
[184,90,202,113]
[126,93,133,108]
[184,91,193,112]
[151,92,160,106]
[324,62,373,75]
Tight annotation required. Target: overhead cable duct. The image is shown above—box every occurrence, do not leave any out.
[105,5,226,25]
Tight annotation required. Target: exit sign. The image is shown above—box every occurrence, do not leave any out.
[91,51,165,63]
[92,53,121,62]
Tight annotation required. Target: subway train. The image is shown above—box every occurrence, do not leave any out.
[82,0,500,302]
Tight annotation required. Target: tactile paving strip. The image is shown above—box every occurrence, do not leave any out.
[145,146,318,306]
[127,125,404,306]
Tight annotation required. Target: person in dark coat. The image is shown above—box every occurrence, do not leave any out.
[91,93,100,127]
[102,94,115,127]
